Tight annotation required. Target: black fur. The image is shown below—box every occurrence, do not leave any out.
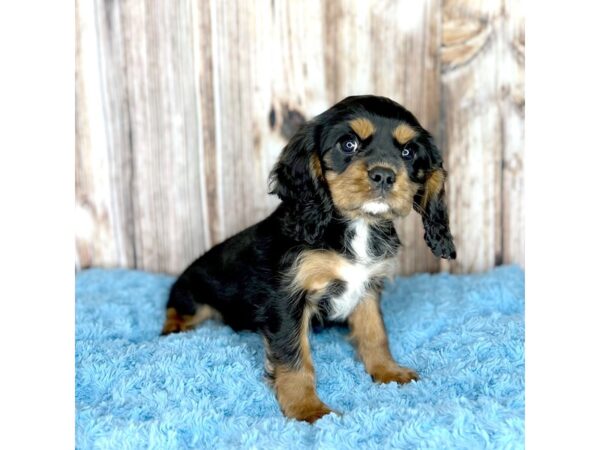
[419,180,456,259]
[413,136,456,259]
[269,124,334,244]
[164,95,456,384]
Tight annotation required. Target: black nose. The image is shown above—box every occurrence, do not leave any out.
[368,167,396,192]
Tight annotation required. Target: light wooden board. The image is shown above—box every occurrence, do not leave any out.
[76,0,136,269]
[440,0,524,273]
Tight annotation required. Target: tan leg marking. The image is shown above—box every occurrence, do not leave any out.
[161,306,221,335]
[272,309,334,423]
[348,293,419,384]
[290,250,345,299]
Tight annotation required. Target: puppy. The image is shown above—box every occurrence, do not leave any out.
[161,95,456,423]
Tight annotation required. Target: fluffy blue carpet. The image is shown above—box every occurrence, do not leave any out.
[76,265,524,449]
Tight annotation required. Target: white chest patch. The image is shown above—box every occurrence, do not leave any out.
[327,220,391,321]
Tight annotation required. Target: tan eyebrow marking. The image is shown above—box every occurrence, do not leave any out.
[349,117,376,140]
[393,123,418,144]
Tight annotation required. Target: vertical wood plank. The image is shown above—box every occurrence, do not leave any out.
[75,0,135,269]
[194,0,220,247]
[119,0,208,274]
[323,0,443,275]
[208,0,265,241]
[441,0,504,273]
[500,0,524,267]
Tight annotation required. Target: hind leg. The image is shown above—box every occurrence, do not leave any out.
[161,277,221,335]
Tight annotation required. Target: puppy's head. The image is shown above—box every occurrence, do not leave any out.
[270,95,456,259]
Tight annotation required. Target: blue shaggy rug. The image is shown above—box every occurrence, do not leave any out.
[76,265,524,449]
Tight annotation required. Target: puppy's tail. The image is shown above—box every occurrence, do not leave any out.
[160,277,220,335]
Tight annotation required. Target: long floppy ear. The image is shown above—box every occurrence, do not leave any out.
[269,122,333,244]
[414,139,457,259]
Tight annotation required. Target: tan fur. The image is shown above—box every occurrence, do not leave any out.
[271,308,333,423]
[325,161,374,218]
[273,367,333,423]
[421,169,445,208]
[387,169,420,217]
[368,162,396,172]
[161,306,222,335]
[348,292,419,384]
[298,307,313,369]
[325,161,419,220]
[292,250,345,294]
[393,123,418,144]
[349,117,376,140]
[310,152,323,180]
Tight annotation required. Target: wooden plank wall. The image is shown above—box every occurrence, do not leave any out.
[75,0,524,275]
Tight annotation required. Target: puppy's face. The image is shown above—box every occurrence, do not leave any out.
[271,95,456,259]
[319,111,431,221]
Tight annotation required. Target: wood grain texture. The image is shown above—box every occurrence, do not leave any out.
[500,0,524,267]
[76,0,136,269]
[441,0,502,273]
[76,0,524,275]
[441,0,524,273]
[122,0,209,273]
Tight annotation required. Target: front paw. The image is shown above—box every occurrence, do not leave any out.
[284,400,336,423]
[371,364,419,384]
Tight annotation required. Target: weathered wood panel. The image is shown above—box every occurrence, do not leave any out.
[500,0,525,267]
[441,0,523,273]
[76,0,136,269]
[124,0,210,273]
[76,0,524,275]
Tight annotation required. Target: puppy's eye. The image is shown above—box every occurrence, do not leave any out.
[401,144,415,160]
[341,138,358,153]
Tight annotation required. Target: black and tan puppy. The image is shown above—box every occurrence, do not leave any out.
[161,95,456,423]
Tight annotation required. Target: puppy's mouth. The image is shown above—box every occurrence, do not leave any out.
[332,195,413,221]
[361,200,391,215]
[359,190,415,219]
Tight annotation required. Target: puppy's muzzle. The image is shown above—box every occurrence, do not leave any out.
[368,166,396,194]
